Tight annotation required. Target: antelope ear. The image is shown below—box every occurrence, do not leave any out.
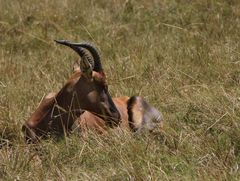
[73,61,80,73]
[92,71,106,83]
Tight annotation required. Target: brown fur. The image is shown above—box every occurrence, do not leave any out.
[22,70,121,143]
[74,96,163,135]
[23,87,163,142]
[73,96,130,134]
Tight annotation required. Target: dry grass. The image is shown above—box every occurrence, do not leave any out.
[0,0,240,180]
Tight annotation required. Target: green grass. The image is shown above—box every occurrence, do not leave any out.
[0,0,240,180]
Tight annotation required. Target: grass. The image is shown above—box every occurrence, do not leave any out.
[0,0,240,180]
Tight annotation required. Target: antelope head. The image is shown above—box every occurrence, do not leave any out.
[22,40,121,142]
[54,40,121,125]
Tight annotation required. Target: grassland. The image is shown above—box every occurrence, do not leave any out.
[0,0,240,180]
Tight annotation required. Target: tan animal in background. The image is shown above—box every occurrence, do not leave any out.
[22,40,163,143]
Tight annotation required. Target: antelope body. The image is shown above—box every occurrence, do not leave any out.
[22,40,163,143]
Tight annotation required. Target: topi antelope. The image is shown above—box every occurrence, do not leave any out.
[22,40,163,142]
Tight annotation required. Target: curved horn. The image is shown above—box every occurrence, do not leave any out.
[54,40,85,57]
[64,42,103,72]
[55,40,94,74]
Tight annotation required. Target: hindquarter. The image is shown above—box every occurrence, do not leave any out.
[127,96,163,131]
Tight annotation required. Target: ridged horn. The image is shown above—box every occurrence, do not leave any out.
[65,42,103,72]
[55,40,94,73]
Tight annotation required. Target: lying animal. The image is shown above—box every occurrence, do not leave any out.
[22,40,163,142]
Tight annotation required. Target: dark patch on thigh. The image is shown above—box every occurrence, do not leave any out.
[127,96,138,132]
